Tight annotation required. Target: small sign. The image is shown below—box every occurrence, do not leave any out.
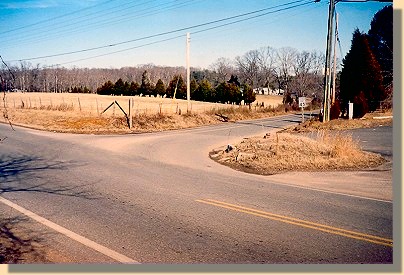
[298,97,306,108]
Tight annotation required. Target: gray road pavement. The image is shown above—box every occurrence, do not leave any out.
[0,114,393,266]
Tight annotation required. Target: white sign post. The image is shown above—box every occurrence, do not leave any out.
[298,97,306,123]
[348,101,353,120]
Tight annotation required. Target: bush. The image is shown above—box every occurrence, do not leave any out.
[330,101,341,120]
[353,91,369,118]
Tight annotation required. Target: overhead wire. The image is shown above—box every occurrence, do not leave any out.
[191,0,326,53]
[48,35,185,68]
[333,9,345,61]
[192,1,315,36]
[7,0,313,63]
[0,0,118,36]
[45,0,316,67]
[0,0,189,47]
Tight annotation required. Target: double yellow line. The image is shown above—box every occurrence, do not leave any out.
[196,199,393,247]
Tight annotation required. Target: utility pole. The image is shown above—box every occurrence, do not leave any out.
[186,32,190,113]
[320,0,392,120]
[332,12,339,105]
[322,0,335,122]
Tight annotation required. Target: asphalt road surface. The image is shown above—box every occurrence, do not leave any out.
[0,113,393,267]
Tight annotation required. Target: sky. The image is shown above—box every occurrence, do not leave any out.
[0,0,393,69]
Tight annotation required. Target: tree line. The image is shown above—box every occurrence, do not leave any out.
[0,46,326,106]
[96,71,256,105]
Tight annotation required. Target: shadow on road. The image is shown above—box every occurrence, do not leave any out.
[0,154,97,199]
[0,154,100,263]
[0,215,48,263]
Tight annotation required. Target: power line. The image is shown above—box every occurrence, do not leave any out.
[0,0,118,36]
[6,0,312,63]
[191,1,313,35]
[1,1,201,50]
[48,35,185,67]
[192,1,325,43]
[42,0,314,67]
[0,0,183,46]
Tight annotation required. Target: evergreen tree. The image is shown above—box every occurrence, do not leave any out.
[114,78,125,95]
[368,5,393,90]
[242,84,256,105]
[340,29,386,117]
[190,79,198,99]
[193,79,212,102]
[215,82,241,104]
[129,81,139,96]
[228,75,241,87]
[139,70,152,96]
[166,75,186,99]
[97,81,114,95]
[154,79,166,97]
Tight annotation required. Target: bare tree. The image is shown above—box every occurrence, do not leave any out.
[289,50,325,98]
[274,47,298,94]
[257,46,277,91]
[235,50,262,88]
[209,57,235,84]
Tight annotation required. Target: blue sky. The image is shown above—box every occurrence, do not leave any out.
[0,0,394,69]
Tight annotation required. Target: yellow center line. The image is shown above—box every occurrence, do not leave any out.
[196,199,393,247]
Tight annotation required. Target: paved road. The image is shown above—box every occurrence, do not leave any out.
[0,114,393,266]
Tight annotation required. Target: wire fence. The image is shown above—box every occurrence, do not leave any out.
[1,92,258,117]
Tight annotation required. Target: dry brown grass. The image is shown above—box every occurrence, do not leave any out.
[255,94,284,108]
[1,108,224,134]
[3,92,282,116]
[210,130,386,175]
[0,92,285,134]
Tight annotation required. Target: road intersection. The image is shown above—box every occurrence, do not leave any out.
[0,114,393,266]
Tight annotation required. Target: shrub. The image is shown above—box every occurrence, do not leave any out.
[330,101,341,120]
[353,91,369,118]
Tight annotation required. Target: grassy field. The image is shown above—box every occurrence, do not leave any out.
[1,92,284,133]
[2,92,283,116]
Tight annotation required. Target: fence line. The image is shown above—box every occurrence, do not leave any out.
[2,94,259,117]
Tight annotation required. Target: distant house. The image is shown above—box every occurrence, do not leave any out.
[253,87,284,96]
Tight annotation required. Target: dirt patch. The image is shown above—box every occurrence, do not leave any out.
[210,131,386,175]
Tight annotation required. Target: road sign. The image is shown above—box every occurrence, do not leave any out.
[298,97,306,108]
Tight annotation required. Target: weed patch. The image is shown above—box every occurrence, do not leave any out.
[211,130,386,175]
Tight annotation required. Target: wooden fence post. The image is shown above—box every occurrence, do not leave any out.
[78,97,82,111]
[129,98,133,129]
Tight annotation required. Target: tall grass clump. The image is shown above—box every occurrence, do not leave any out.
[315,130,361,158]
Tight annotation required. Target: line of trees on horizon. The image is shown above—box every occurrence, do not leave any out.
[96,72,256,105]
[0,46,327,106]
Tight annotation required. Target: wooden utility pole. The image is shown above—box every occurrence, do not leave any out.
[332,12,339,105]
[322,0,335,122]
[186,32,190,112]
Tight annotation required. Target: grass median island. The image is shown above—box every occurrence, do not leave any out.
[210,130,387,175]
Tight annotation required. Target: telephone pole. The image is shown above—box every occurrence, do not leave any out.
[332,12,339,105]
[186,32,190,112]
[321,0,392,121]
[322,0,335,122]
